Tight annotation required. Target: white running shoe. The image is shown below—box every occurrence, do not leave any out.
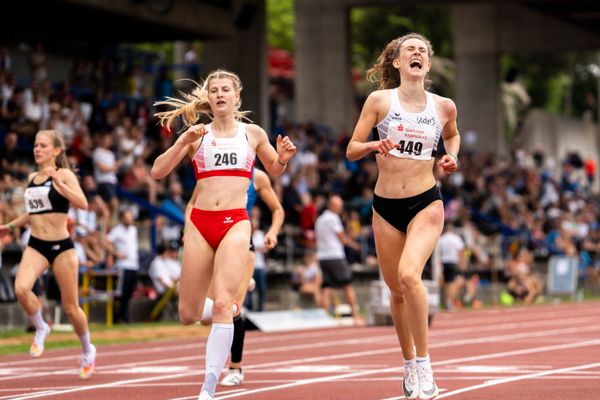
[220,368,244,386]
[403,363,419,399]
[197,390,214,400]
[247,278,256,292]
[80,344,96,380]
[417,361,439,399]
[29,324,51,357]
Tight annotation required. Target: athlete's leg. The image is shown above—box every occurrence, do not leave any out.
[401,201,443,358]
[178,219,215,325]
[15,247,51,357]
[200,221,250,398]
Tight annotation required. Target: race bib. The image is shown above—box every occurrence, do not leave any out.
[204,138,247,170]
[25,186,53,213]
[387,120,436,160]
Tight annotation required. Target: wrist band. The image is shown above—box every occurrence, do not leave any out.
[9,223,15,233]
[447,152,458,163]
[276,158,287,167]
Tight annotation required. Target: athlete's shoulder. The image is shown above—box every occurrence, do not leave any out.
[432,93,457,119]
[363,89,390,113]
[243,122,266,135]
[368,89,390,102]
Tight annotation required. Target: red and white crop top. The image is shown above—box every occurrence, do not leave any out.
[192,122,255,180]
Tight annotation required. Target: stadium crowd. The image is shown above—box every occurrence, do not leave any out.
[1,43,599,320]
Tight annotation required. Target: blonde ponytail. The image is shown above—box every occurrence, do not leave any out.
[154,70,252,130]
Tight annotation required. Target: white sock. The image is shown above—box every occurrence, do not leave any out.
[79,331,92,354]
[201,323,234,396]
[416,354,430,364]
[28,309,47,331]
[201,298,240,321]
[201,298,214,321]
[404,357,416,368]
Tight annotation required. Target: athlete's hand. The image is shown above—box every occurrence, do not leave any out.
[264,231,278,250]
[0,225,10,238]
[438,154,458,173]
[276,134,297,163]
[369,138,397,156]
[178,124,207,145]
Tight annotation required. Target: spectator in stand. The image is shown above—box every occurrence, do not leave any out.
[149,240,181,296]
[92,132,120,219]
[70,175,109,266]
[291,251,323,307]
[103,208,139,323]
[314,195,363,324]
[506,248,544,304]
[437,222,466,310]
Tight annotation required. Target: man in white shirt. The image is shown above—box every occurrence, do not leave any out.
[149,240,181,295]
[314,195,362,324]
[93,132,120,218]
[437,222,465,310]
[103,209,139,323]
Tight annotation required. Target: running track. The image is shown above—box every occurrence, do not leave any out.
[1,302,599,400]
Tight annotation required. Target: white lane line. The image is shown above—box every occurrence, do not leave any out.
[435,361,600,399]
[206,338,600,399]
[5,321,600,398]
[5,315,600,398]
[7,372,198,400]
[3,303,597,368]
[168,389,246,400]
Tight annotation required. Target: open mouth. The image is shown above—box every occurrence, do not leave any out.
[409,60,422,70]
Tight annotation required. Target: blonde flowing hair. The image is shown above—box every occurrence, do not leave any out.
[154,69,252,129]
[37,130,71,170]
[366,32,434,90]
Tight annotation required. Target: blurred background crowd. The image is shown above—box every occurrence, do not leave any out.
[2,0,600,324]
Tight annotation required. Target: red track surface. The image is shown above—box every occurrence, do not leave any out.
[1,302,599,400]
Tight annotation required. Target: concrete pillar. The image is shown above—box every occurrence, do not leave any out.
[204,0,268,127]
[295,0,353,135]
[173,41,187,81]
[452,3,502,154]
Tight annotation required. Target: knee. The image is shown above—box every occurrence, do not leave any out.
[61,302,80,319]
[212,298,231,319]
[398,272,420,295]
[179,306,198,326]
[14,283,31,300]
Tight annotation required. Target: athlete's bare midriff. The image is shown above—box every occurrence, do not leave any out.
[374,155,436,198]
[193,176,250,210]
[29,213,70,241]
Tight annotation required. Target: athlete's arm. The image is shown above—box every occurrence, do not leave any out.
[251,124,296,177]
[151,125,206,179]
[437,98,460,174]
[48,168,88,210]
[254,169,284,250]
[347,91,396,161]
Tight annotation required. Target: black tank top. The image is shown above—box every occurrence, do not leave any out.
[24,174,70,215]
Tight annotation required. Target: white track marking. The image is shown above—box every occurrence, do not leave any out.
[435,361,600,399]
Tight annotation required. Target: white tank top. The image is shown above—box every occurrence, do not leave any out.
[376,89,443,160]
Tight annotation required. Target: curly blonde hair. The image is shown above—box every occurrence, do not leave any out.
[154,69,251,129]
[366,33,434,90]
